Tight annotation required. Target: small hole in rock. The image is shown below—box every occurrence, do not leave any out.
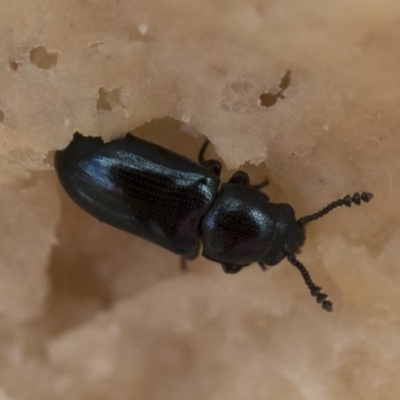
[0,110,4,123]
[96,87,122,112]
[9,60,19,71]
[29,46,59,70]
[260,70,291,108]
[88,41,104,49]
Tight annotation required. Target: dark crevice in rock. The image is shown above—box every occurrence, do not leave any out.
[260,70,291,108]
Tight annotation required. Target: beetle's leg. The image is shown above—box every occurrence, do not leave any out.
[180,257,188,271]
[250,179,269,190]
[297,192,374,226]
[202,160,222,177]
[258,261,268,271]
[181,256,197,271]
[198,139,222,177]
[228,171,269,190]
[180,246,200,272]
[228,171,250,186]
[198,139,210,163]
[221,263,244,274]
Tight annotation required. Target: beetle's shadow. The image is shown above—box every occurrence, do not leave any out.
[47,164,181,336]
[130,116,273,189]
[129,116,204,162]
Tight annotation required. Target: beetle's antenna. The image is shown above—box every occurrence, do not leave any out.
[287,254,333,312]
[297,192,373,226]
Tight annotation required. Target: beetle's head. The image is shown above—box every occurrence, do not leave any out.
[261,204,305,267]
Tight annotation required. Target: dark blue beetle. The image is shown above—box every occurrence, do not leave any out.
[55,132,373,311]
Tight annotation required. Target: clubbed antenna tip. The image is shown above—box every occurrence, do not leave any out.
[298,191,374,226]
[287,254,333,312]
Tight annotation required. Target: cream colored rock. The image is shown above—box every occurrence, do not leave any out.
[0,0,399,399]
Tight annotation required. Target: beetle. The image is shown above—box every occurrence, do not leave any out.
[55,132,373,311]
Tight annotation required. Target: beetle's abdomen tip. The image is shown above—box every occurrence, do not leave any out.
[70,132,104,147]
[73,131,83,139]
[56,133,104,162]
[362,192,374,202]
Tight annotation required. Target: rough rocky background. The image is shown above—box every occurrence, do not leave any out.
[0,0,399,399]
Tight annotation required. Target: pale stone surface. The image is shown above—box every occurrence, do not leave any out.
[0,174,59,322]
[0,387,14,400]
[0,0,399,399]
